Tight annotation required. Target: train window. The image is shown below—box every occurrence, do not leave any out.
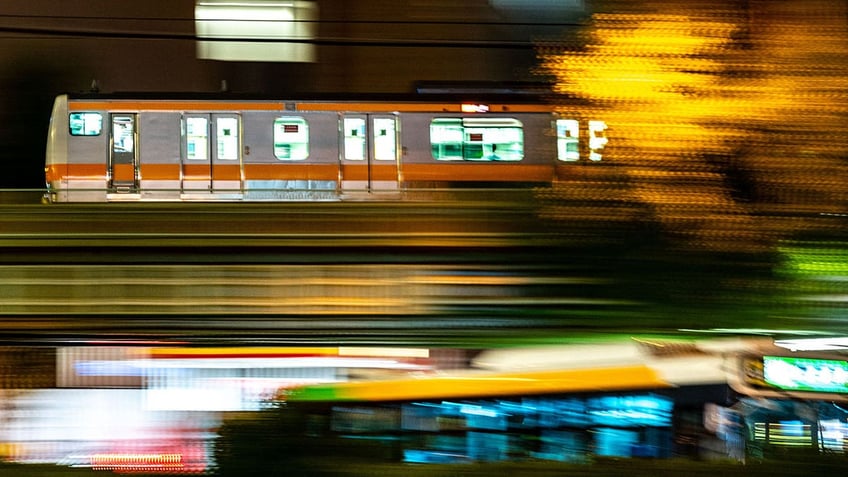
[556,119,579,161]
[216,117,239,160]
[186,117,209,160]
[430,118,523,161]
[373,117,396,161]
[430,119,464,161]
[344,118,366,160]
[112,116,135,153]
[69,112,103,136]
[589,120,608,161]
[273,117,309,160]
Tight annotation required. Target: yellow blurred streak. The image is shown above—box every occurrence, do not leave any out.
[149,347,340,357]
[338,347,429,358]
[538,1,848,253]
[291,365,669,402]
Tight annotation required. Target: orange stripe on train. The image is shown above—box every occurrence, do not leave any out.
[243,164,338,181]
[402,163,554,182]
[52,162,555,183]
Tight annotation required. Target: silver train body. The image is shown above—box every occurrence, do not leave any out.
[45,93,607,202]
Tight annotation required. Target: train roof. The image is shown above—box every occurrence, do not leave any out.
[61,90,575,113]
[63,84,578,106]
[66,92,562,103]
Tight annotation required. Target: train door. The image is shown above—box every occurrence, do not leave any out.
[109,113,138,193]
[183,114,211,194]
[182,113,242,197]
[340,113,399,194]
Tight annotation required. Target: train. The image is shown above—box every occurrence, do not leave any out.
[43,91,608,202]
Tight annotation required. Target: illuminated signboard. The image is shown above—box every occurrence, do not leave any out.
[762,356,848,393]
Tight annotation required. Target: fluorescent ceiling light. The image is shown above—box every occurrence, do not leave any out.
[195,0,316,62]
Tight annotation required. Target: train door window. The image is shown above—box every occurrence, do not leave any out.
[69,112,103,136]
[216,117,239,160]
[112,115,135,153]
[372,117,396,161]
[110,114,137,191]
[273,117,309,160]
[186,117,209,160]
[462,118,523,162]
[430,118,464,161]
[556,119,580,161]
[343,117,366,160]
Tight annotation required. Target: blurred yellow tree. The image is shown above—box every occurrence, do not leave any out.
[538,0,848,253]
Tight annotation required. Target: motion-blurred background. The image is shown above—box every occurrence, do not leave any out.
[0,0,847,474]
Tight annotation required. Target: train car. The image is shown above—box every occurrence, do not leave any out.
[282,338,848,463]
[44,91,607,202]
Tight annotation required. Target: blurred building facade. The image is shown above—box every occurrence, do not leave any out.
[0,345,459,471]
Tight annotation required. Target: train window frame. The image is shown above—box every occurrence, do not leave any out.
[273,117,309,160]
[430,117,524,162]
[69,112,103,136]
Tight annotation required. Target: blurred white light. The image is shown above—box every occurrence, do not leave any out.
[138,356,428,370]
[774,337,848,351]
[195,0,317,62]
[339,347,430,358]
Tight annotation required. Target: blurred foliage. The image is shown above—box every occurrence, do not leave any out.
[532,0,848,335]
[537,0,848,254]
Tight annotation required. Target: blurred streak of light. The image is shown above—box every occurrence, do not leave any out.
[776,243,848,323]
[0,297,633,313]
[339,347,429,358]
[145,346,429,358]
[0,264,629,317]
[128,357,428,370]
[677,328,833,337]
[775,337,848,352]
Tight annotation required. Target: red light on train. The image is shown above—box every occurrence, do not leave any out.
[461,104,489,113]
